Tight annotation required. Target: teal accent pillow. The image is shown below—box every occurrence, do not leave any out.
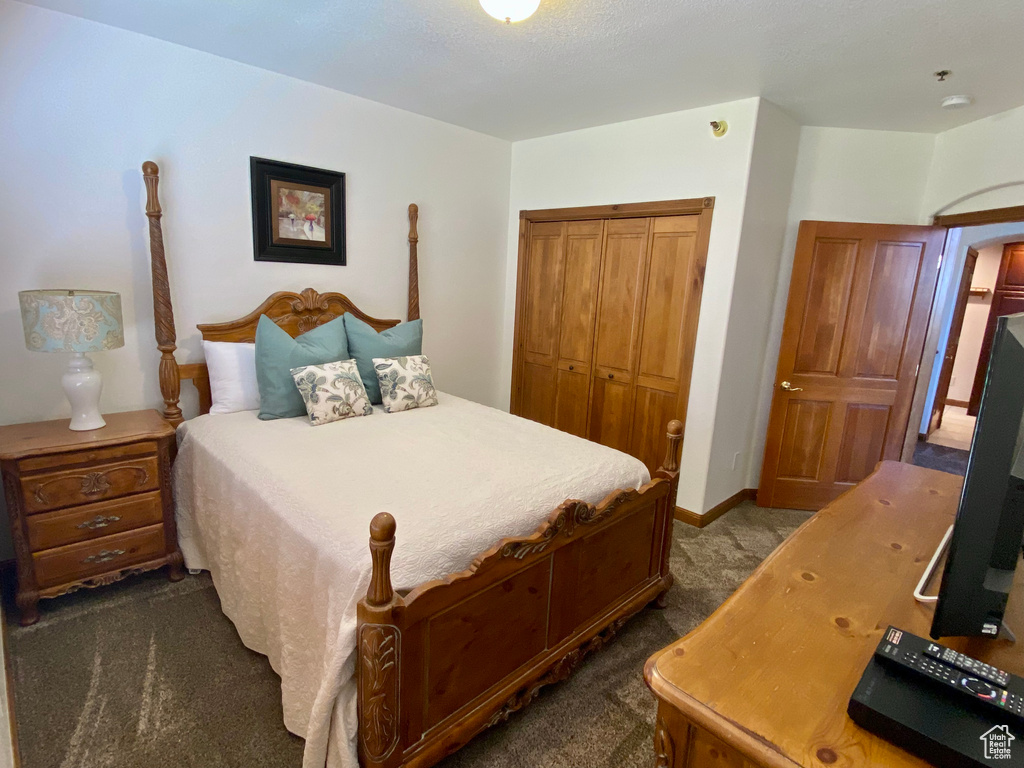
[255,314,349,420]
[344,314,423,404]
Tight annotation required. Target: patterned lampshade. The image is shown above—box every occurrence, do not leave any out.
[19,290,124,353]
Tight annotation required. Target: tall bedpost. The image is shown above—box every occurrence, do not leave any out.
[358,512,404,768]
[142,161,183,427]
[407,203,419,322]
[654,420,684,608]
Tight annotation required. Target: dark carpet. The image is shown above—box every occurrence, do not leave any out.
[5,501,811,768]
[912,441,969,476]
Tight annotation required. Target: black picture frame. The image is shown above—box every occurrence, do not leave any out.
[250,157,346,266]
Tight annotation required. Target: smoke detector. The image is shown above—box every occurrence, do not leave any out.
[942,95,974,109]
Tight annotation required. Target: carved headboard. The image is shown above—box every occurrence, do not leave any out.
[142,161,420,425]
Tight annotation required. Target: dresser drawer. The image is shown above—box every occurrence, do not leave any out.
[33,524,167,588]
[21,457,160,514]
[26,492,164,551]
[18,441,158,474]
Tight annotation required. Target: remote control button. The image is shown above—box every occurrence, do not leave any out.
[963,677,1000,700]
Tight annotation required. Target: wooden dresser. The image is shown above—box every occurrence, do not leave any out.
[0,410,184,625]
[644,461,1024,768]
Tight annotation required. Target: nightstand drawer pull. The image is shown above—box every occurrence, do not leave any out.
[76,515,122,531]
[82,549,126,564]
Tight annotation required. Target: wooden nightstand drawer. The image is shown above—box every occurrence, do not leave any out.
[33,524,167,588]
[21,456,160,514]
[26,492,164,551]
[18,441,158,474]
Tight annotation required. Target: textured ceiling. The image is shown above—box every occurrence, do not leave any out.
[18,0,1024,140]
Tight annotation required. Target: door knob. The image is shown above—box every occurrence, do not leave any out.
[780,381,803,392]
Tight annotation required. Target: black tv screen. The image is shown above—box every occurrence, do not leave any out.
[931,312,1024,639]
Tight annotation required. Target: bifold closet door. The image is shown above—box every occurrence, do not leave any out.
[553,221,604,437]
[516,220,604,433]
[513,205,710,475]
[517,221,566,427]
[629,215,702,472]
[589,218,652,453]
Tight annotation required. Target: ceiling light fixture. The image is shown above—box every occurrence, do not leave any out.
[942,95,974,109]
[480,0,540,24]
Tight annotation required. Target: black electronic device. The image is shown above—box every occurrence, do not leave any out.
[850,627,1024,767]
[928,312,1024,639]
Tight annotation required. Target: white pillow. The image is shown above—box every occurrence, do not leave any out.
[202,341,260,414]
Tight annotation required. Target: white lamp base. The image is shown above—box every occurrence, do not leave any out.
[63,353,106,431]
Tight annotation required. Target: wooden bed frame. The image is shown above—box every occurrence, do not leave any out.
[142,161,682,768]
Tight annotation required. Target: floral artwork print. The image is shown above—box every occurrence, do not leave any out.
[372,355,439,413]
[290,359,373,426]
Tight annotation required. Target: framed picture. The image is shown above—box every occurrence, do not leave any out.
[250,157,346,266]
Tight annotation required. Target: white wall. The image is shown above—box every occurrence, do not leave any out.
[948,244,1004,402]
[0,0,512,557]
[0,0,512,417]
[923,104,1024,219]
[705,101,800,508]
[503,97,762,512]
[747,126,936,487]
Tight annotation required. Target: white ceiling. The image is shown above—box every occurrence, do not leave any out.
[19,0,1024,140]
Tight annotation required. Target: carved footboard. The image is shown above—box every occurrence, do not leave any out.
[357,421,683,768]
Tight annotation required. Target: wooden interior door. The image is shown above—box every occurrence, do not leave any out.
[588,218,652,453]
[758,221,946,510]
[929,246,979,433]
[629,215,703,473]
[553,221,604,437]
[969,242,1024,415]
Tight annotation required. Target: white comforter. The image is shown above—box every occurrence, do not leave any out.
[173,393,650,768]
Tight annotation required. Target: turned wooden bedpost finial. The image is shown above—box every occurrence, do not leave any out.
[367,512,397,607]
[142,161,183,427]
[661,420,684,473]
[407,204,420,322]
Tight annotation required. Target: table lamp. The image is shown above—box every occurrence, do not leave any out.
[19,290,124,431]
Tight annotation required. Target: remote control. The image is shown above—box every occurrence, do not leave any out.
[875,626,1024,721]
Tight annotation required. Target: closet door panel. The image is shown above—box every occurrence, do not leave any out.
[554,367,591,438]
[635,216,699,391]
[522,222,567,369]
[592,218,651,383]
[557,221,604,370]
[589,377,633,453]
[516,222,566,427]
[553,221,603,436]
[630,386,679,475]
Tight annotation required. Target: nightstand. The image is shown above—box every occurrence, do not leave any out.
[0,410,184,625]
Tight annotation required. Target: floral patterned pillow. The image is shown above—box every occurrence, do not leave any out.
[289,359,373,426]
[373,355,439,413]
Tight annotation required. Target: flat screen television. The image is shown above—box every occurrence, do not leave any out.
[930,312,1024,640]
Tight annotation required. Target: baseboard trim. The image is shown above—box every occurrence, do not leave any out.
[946,399,970,408]
[675,488,757,528]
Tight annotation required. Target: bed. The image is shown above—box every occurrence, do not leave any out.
[142,161,682,768]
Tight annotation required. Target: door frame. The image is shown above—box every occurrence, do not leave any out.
[510,196,715,420]
[901,205,1024,460]
[928,246,979,433]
